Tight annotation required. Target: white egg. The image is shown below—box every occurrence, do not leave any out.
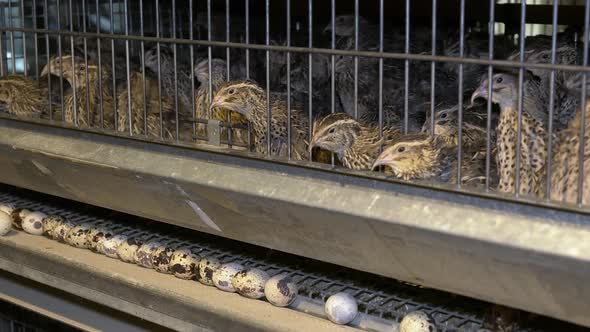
[212,263,244,292]
[135,239,164,268]
[0,211,12,236]
[232,268,270,299]
[10,208,31,230]
[65,223,95,248]
[151,244,177,273]
[264,274,298,307]
[325,292,358,325]
[52,218,76,242]
[42,215,64,238]
[22,212,47,236]
[198,257,222,286]
[399,311,437,332]
[0,203,15,216]
[100,231,137,258]
[169,248,201,280]
[117,234,148,262]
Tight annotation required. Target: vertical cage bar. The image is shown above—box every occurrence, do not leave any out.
[172,0,180,141]
[140,0,148,136]
[403,0,410,134]
[110,0,117,131]
[286,0,291,159]
[545,0,560,201]
[485,0,495,191]
[265,0,271,156]
[245,0,250,79]
[0,2,4,77]
[226,0,233,147]
[125,0,132,135]
[429,0,437,135]
[96,0,104,128]
[19,0,27,76]
[207,0,212,121]
[577,0,590,206]
[8,0,15,75]
[330,0,336,165]
[378,0,384,140]
[456,0,465,186]
[69,0,77,126]
[82,0,90,127]
[32,0,39,80]
[514,0,527,198]
[44,0,51,119]
[156,0,164,138]
[189,0,196,142]
[354,0,359,120]
[307,0,313,161]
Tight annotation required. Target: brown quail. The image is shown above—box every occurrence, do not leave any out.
[0,75,48,118]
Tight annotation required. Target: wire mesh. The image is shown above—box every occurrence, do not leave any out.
[0,1,590,211]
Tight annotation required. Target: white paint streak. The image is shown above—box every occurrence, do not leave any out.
[31,160,53,176]
[185,200,222,232]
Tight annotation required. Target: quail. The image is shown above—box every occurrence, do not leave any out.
[471,73,548,197]
[0,75,48,118]
[309,112,400,170]
[209,80,309,160]
[41,55,115,129]
[116,71,178,140]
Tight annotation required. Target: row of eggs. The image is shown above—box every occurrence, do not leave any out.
[0,202,437,331]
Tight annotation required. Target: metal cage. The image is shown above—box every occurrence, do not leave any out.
[0,0,589,328]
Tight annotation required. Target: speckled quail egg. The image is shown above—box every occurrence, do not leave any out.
[325,292,358,325]
[135,239,164,268]
[232,268,270,299]
[198,257,222,286]
[65,223,96,248]
[99,231,137,258]
[169,248,201,280]
[10,208,31,230]
[51,218,76,242]
[42,215,64,238]
[151,243,178,273]
[0,203,15,216]
[212,263,244,292]
[399,311,437,332]
[264,274,298,307]
[22,212,47,236]
[116,234,150,262]
[0,211,12,236]
[86,223,116,252]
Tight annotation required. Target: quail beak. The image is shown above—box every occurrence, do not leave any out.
[372,150,394,171]
[470,85,488,106]
[209,97,223,113]
[40,65,50,77]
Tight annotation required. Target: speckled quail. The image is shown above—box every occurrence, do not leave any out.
[0,75,48,118]
[310,112,401,170]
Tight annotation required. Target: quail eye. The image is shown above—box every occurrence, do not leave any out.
[397,146,406,153]
[228,88,235,95]
[328,127,336,134]
[440,112,448,119]
[543,53,550,59]
[495,76,503,84]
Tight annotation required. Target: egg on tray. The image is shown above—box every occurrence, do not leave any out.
[325,292,358,325]
[22,212,47,235]
[42,215,65,238]
[0,211,12,236]
[10,208,31,230]
[117,234,150,263]
[135,238,165,268]
[86,223,117,252]
[151,243,179,273]
[232,268,270,299]
[169,247,201,280]
[212,263,244,292]
[399,311,437,332]
[100,230,140,258]
[198,257,222,286]
[65,222,99,248]
[51,217,77,242]
[264,273,299,307]
[0,203,15,216]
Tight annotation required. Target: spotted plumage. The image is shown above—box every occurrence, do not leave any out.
[310,113,400,170]
[0,75,47,118]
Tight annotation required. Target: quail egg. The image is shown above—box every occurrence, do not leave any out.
[325,292,358,325]
[198,257,222,286]
[212,263,244,292]
[52,218,76,242]
[100,230,137,258]
[232,268,270,299]
[169,248,201,280]
[151,243,178,273]
[0,211,12,236]
[22,212,47,236]
[65,223,96,248]
[117,234,150,262]
[135,239,164,268]
[86,223,115,252]
[399,311,437,332]
[0,203,15,216]
[42,215,64,238]
[10,208,31,230]
[264,274,298,307]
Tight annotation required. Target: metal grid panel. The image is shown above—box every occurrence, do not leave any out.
[0,1,587,213]
[1,184,588,332]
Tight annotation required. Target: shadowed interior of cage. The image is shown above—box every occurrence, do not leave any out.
[0,0,590,209]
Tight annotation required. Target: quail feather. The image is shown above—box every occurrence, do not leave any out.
[0,75,48,118]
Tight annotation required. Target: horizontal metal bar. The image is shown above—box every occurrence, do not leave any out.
[3,27,590,73]
[1,119,590,327]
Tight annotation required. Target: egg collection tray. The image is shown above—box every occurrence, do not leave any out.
[0,184,584,332]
